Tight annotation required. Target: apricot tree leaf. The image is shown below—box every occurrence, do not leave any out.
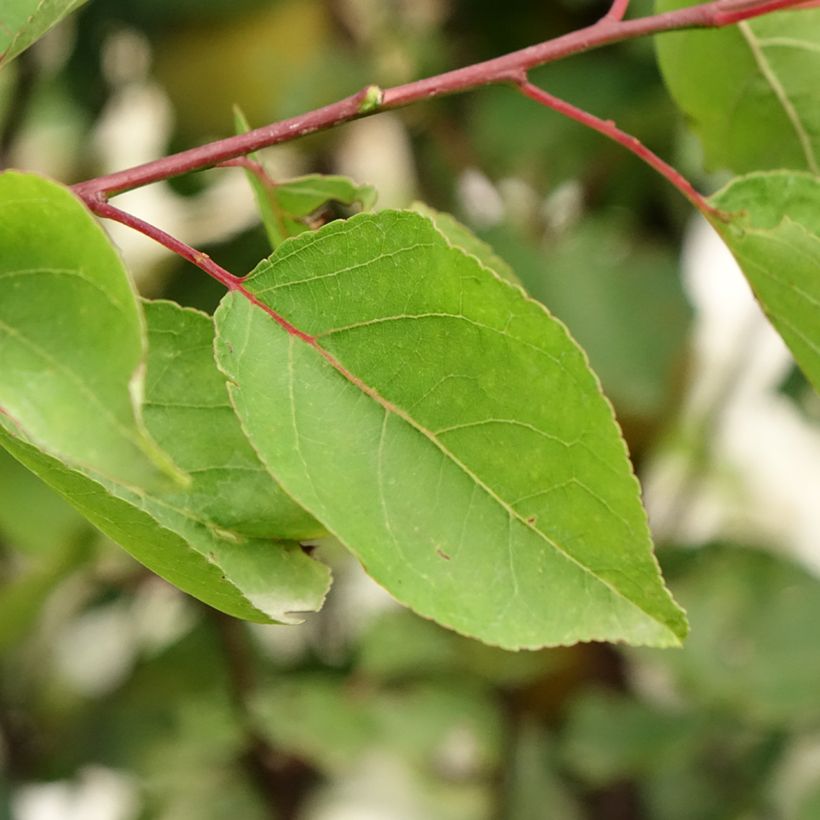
[0,0,87,67]
[655,0,820,173]
[709,171,820,390]
[215,210,687,649]
[0,171,181,488]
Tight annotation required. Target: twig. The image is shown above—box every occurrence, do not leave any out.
[71,0,811,201]
[514,77,725,218]
[84,197,243,289]
[605,0,631,22]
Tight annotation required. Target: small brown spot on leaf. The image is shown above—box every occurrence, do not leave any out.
[436,548,451,561]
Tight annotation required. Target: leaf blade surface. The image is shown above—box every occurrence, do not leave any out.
[709,171,820,390]
[215,210,687,649]
[655,0,820,173]
[0,0,87,67]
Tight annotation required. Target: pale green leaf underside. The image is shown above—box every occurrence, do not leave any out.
[0,178,329,622]
[655,0,820,174]
[0,171,180,488]
[709,171,820,391]
[142,300,323,540]
[0,425,330,623]
[215,210,687,649]
[0,0,87,67]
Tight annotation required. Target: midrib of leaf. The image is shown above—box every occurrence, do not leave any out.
[233,265,669,634]
[754,36,820,55]
[739,21,819,173]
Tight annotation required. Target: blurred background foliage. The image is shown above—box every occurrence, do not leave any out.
[1,0,819,818]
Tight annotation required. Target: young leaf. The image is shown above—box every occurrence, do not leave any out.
[215,210,687,649]
[233,108,377,248]
[0,0,88,68]
[142,299,324,540]
[233,106,287,249]
[709,171,820,391]
[655,0,820,173]
[0,171,181,488]
[274,174,377,222]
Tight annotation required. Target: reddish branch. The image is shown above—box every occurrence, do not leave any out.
[514,77,723,217]
[72,0,811,204]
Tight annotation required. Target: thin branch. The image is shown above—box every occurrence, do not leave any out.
[84,197,243,289]
[71,0,811,201]
[605,0,631,22]
[514,77,725,218]
[218,155,275,184]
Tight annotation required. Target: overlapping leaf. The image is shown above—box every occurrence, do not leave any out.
[142,300,323,540]
[655,0,820,173]
[411,202,519,284]
[0,173,329,622]
[709,171,820,390]
[215,210,687,649]
[0,0,87,67]
[0,171,179,488]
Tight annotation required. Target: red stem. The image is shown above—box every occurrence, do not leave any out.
[605,0,631,21]
[71,0,810,201]
[86,197,242,290]
[515,77,723,218]
[86,196,316,344]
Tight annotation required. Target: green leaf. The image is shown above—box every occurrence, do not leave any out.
[0,171,181,488]
[561,690,698,786]
[411,202,519,284]
[214,210,687,649]
[708,171,820,391]
[233,107,377,248]
[0,421,330,625]
[0,0,88,68]
[233,106,287,249]
[638,544,820,725]
[142,299,323,540]
[655,0,820,173]
[0,444,86,553]
[0,174,329,622]
[274,173,377,219]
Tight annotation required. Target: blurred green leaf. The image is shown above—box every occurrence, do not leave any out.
[251,674,374,773]
[505,723,581,820]
[709,171,820,391]
[251,674,501,778]
[561,689,698,786]
[655,0,820,173]
[0,446,86,554]
[640,545,820,726]
[359,609,559,687]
